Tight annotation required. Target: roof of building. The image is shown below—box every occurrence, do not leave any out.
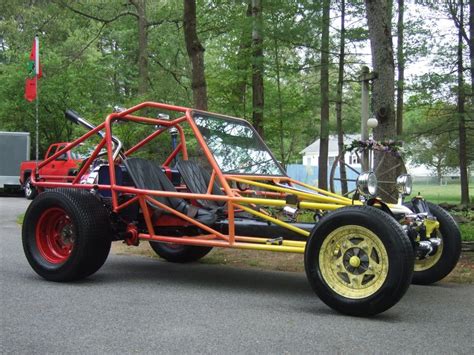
[300,134,360,155]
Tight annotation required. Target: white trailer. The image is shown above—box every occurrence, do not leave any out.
[0,132,30,189]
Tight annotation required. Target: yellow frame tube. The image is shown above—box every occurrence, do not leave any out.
[299,201,343,210]
[290,179,354,203]
[234,204,310,237]
[141,234,305,253]
[232,242,305,253]
[234,196,343,211]
[229,177,350,205]
[236,236,306,248]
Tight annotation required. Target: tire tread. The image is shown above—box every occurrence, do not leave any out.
[22,188,112,281]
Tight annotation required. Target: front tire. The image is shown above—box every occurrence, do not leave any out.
[22,189,112,281]
[406,202,462,285]
[149,242,212,263]
[305,206,414,316]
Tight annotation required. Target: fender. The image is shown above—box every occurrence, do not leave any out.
[21,169,32,185]
[367,197,395,217]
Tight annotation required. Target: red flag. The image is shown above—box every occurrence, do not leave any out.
[25,36,41,102]
[25,78,37,102]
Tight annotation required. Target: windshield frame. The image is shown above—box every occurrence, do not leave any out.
[192,110,287,177]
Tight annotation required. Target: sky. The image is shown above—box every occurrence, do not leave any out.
[340,2,462,84]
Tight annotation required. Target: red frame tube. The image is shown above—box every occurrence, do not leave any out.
[31,101,315,250]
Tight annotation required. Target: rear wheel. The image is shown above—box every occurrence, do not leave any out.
[305,206,414,316]
[24,177,38,200]
[149,241,212,263]
[22,189,112,281]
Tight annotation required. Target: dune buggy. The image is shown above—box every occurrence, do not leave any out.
[22,102,461,316]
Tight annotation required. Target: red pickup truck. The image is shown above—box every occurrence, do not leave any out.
[20,142,83,199]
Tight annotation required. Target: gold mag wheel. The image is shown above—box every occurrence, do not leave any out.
[414,234,444,272]
[319,225,389,299]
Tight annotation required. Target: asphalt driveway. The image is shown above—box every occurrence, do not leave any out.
[1,197,473,354]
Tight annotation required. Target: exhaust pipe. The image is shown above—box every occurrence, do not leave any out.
[65,109,123,159]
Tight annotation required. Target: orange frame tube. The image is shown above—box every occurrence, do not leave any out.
[32,101,349,253]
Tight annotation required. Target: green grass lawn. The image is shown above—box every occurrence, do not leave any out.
[409,183,474,205]
[460,223,474,241]
[407,184,474,241]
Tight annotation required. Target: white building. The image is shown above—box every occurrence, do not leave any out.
[300,134,360,168]
[300,134,459,179]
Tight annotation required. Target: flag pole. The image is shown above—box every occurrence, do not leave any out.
[35,75,39,175]
[35,35,39,176]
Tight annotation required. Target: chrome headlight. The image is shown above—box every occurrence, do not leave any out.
[357,172,377,197]
[396,174,412,196]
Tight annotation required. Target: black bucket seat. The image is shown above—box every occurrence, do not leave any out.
[175,159,226,210]
[124,158,216,226]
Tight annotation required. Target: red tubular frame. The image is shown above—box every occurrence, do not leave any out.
[72,138,107,184]
[31,101,332,253]
[163,143,183,166]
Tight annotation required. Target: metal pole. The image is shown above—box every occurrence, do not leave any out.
[361,66,370,142]
[35,75,39,175]
[169,127,178,165]
[360,66,375,170]
[35,35,39,175]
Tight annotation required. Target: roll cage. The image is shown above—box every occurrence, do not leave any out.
[30,101,388,254]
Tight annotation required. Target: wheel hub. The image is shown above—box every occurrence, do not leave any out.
[60,224,75,245]
[343,247,369,275]
[349,255,361,268]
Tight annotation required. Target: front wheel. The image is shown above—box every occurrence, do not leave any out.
[406,201,461,285]
[305,206,414,316]
[22,189,112,281]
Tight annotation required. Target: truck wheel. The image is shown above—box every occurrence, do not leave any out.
[22,189,112,281]
[406,202,461,285]
[24,177,38,200]
[305,206,414,317]
[149,241,212,263]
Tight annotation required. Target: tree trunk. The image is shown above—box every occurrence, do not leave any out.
[436,164,442,186]
[456,0,470,206]
[275,38,285,166]
[396,0,404,136]
[470,0,474,104]
[251,0,264,137]
[234,2,252,117]
[468,0,474,205]
[270,12,285,166]
[134,0,148,96]
[335,0,348,195]
[365,0,397,202]
[183,0,208,110]
[318,0,330,190]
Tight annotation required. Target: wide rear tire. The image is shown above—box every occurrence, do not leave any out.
[22,189,112,281]
[305,206,414,317]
